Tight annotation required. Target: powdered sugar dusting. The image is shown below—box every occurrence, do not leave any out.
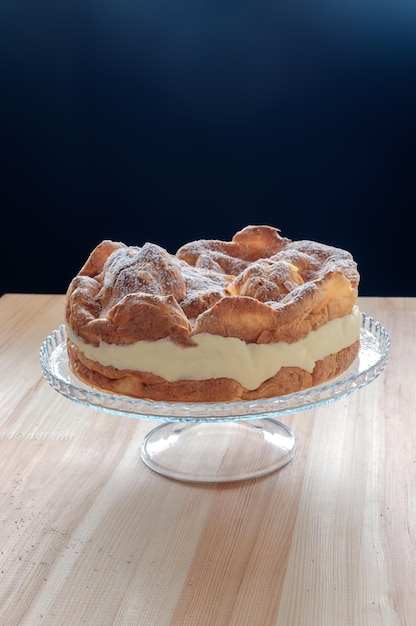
[67,225,359,347]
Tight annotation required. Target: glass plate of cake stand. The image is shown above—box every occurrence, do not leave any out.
[39,312,390,483]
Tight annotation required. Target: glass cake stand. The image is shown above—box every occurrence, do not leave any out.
[39,313,390,483]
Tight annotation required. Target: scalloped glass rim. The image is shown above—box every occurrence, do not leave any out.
[39,313,390,422]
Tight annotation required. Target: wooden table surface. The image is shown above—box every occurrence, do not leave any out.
[0,294,414,625]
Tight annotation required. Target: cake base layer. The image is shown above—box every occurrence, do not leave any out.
[67,340,359,403]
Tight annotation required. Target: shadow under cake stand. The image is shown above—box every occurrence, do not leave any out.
[39,313,390,483]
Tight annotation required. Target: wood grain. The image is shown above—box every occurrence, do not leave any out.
[0,294,415,625]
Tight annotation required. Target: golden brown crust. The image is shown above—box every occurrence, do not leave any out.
[66,225,359,346]
[67,340,359,403]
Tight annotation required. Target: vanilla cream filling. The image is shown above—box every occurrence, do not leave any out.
[67,306,360,390]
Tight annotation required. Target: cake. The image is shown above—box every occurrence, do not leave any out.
[65,225,360,402]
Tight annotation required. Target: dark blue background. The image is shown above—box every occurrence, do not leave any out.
[2,0,416,295]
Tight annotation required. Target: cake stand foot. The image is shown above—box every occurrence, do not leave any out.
[140,419,296,483]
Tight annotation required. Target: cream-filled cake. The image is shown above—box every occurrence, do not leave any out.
[65,225,360,402]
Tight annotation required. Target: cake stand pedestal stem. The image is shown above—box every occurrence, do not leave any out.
[140,418,296,483]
